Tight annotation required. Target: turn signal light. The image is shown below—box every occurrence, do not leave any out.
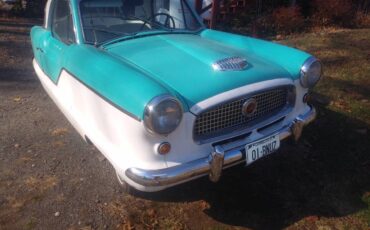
[158,142,171,155]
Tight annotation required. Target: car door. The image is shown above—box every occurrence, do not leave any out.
[41,0,76,83]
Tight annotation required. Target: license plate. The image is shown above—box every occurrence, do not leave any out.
[246,134,280,166]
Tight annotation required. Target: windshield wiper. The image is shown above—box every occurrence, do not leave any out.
[98,16,174,47]
[124,14,164,30]
[100,30,201,48]
[84,27,130,46]
[90,15,165,47]
[84,27,129,36]
[97,31,154,47]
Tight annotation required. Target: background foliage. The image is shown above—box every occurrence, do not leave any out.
[3,0,370,35]
[8,0,46,17]
[221,0,370,36]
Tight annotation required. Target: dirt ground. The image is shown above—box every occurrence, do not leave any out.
[0,18,369,230]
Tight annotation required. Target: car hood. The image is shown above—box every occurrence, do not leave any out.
[105,33,293,108]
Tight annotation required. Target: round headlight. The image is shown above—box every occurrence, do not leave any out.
[300,57,322,88]
[144,95,183,135]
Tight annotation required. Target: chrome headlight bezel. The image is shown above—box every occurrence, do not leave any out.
[144,95,183,136]
[300,57,322,89]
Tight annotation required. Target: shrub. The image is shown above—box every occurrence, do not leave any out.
[227,11,276,37]
[271,6,305,34]
[9,0,25,16]
[227,6,305,36]
[24,0,46,18]
[253,14,275,37]
[354,12,370,28]
[311,0,354,27]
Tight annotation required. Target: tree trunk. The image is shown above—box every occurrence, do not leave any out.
[25,0,46,18]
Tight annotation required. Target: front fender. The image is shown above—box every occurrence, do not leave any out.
[63,45,172,120]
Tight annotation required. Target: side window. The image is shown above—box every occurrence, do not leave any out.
[51,0,75,44]
[152,0,200,30]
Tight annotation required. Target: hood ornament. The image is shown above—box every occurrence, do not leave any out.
[212,56,248,71]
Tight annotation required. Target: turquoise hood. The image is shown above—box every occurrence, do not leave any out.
[105,30,310,108]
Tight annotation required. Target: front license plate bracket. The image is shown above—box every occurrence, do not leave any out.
[246,134,280,165]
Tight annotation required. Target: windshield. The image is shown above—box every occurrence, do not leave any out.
[79,0,203,44]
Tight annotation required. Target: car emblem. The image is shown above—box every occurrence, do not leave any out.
[242,98,258,117]
[212,57,248,71]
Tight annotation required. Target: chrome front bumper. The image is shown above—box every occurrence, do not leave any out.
[126,107,317,188]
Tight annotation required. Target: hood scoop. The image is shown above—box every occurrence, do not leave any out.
[212,56,248,71]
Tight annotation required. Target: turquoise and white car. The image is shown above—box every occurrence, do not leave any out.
[31,0,321,192]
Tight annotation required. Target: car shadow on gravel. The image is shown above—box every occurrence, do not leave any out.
[0,68,36,82]
[136,105,370,229]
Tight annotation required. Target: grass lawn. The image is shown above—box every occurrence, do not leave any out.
[280,29,370,125]
[279,29,370,229]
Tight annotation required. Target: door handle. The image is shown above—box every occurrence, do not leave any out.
[36,47,44,53]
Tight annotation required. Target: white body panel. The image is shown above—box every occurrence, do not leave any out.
[33,58,310,192]
[34,60,167,191]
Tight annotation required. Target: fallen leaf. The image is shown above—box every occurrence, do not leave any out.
[363,192,370,199]
[147,208,156,218]
[122,220,134,230]
[97,154,106,162]
[52,141,65,148]
[51,128,69,137]
[13,96,21,102]
[80,226,93,230]
[305,215,319,222]
[200,200,210,210]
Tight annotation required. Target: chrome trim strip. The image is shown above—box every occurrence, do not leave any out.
[195,109,289,145]
[44,0,52,28]
[212,57,248,71]
[300,56,323,88]
[192,85,295,144]
[125,106,317,187]
[144,94,183,136]
[301,56,319,75]
[190,78,294,115]
[47,0,78,44]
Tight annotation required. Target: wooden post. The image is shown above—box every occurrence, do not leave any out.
[210,0,219,29]
[195,0,203,14]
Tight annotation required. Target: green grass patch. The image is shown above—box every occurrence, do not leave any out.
[281,29,370,125]
[360,193,370,226]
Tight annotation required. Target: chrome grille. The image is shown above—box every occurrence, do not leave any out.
[194,87,291,140]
